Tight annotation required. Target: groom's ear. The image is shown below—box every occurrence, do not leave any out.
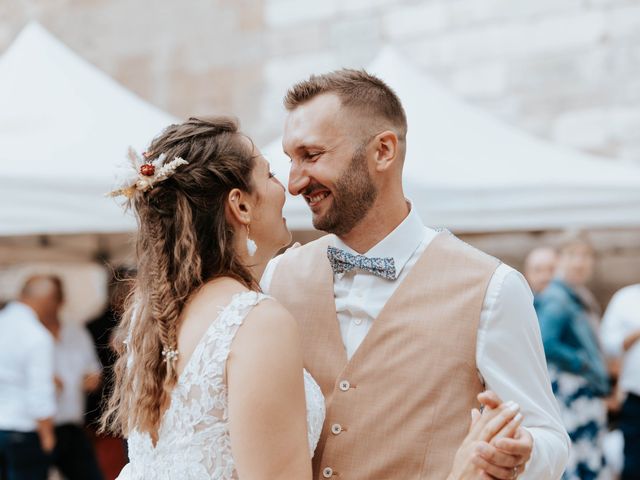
[373,130,399,173]
[226,188,252,226]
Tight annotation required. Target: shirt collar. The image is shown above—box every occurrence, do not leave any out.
[4,301,39,322]
[333,200,426,279]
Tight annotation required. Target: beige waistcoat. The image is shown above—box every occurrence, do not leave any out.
[269,232,500,479]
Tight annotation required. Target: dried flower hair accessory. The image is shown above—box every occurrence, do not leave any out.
[107,147,189,198]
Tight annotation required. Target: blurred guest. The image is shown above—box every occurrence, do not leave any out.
[85,268,134,429]
[39,277,104,480]
[524,246,558,295]
[535,232,611,480]
[85,268,133,479]
[601,283,640,480]
[0,276,57,480]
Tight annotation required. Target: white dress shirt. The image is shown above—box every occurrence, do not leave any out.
[0,302,56,431]
[262,206,569,479]
[54,323,102,425]
[601,284,640,397]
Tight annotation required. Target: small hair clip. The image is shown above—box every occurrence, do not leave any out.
[162,348,179,362]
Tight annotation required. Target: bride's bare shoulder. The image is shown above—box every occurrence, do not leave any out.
[188,277,250,308]
[189,279,291,319]
[248,296,296,326]
[231,297,299,355]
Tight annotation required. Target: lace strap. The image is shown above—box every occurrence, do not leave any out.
[180,291,271,382]
[216,290,270,325]
[210,290,270,345]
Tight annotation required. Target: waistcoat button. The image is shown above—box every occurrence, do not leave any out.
[322,467,333,478]
[339,380,350,391]
[331,423,342,435]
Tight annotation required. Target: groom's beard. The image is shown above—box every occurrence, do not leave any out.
[311,145,377,236]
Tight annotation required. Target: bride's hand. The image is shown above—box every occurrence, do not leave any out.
[446,399,523,480]
[474,391,533,478]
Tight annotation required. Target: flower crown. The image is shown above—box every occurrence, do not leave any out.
[108,147,189,198]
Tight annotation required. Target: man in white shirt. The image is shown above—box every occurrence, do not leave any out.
[262,69,569,479]
[601,284,640,480]
[0,276,57,480]
[38,277,104,480]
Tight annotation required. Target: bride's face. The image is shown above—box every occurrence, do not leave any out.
[248,151,292,255]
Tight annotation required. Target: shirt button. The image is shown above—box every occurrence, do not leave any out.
[354,317,363,325]
[323,467,333,478]
[331,423,342,435]
[339,380,350,391]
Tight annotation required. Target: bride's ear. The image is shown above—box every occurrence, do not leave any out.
[226,188,252,226]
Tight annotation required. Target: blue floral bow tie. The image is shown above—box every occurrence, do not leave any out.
[327,246,397,280]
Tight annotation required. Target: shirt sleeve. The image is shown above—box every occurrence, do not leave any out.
[600,290,628,358]
[26,331,56,420]
[477,265,569,480]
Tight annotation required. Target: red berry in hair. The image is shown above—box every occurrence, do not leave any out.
[140,164,155,176]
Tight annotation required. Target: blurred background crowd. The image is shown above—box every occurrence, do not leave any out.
[1,0,640,479]
[524,233,640,479]
[0,270,133,480]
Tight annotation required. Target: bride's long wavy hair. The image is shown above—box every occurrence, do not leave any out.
[101,117,258,440]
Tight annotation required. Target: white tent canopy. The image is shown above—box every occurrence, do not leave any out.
[263,48,640,232]
[0,22,177,236]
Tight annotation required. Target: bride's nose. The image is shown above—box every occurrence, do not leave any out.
[273,175,286,191]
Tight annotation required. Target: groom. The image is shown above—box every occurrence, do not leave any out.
[261,70,569,479]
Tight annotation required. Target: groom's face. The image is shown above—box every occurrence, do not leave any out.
[283,93,377,236]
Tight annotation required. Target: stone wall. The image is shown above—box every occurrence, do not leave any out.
[262,0,640,162]
[2,0,268,137]
[3,0,640,158]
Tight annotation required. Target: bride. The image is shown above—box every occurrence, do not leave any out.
[102,117,522,480]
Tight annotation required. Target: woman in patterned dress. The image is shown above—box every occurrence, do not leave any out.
[536,232,611,480]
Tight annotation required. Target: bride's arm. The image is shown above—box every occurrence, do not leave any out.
[227,300,312,480]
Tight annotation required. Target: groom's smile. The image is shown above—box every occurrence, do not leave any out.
[304,185,332,209]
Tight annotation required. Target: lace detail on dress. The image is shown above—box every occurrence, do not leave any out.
[117,291,325,480]
[303,368,325,455]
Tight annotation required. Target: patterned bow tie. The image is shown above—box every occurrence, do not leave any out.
[327,246,397,280]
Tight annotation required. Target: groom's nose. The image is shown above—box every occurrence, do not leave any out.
[288,162,309,196]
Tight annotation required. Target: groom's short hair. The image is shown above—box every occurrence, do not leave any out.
[284,69,407,142]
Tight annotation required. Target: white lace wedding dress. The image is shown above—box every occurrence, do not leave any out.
[117,291,325,480]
